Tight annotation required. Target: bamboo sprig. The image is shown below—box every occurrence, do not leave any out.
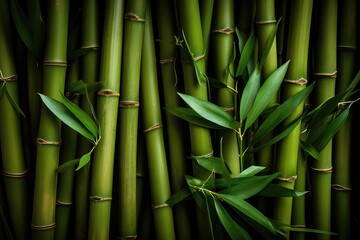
[0,1,30,239]
[87,0,124,239]
[117,0,146,238]
[31,0,70,239]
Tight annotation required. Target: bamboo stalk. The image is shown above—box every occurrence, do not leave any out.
[74,1,101,238]
[117,0,146,238]
[199,0,214,67]
[87,0,124,239]
[0,3,31,240]
[155,0,194,238]
[309,1,337,239]
[332,0,357,239]
[272,1,313,238]
[31,0,70,239]
[140,4,176,239]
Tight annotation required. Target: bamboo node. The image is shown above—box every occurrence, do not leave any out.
[143,123,163,133]
[331,184,352,191]
[56,199,73,206]
[125,13,145,22]
[119,100,140,108]
[312,71,337,78]
[97,89,120,97]
[191,151,214,159]
[36,138,61,146]
[159,56,176,64]
[89,196,112,202]
[43,61,67,67]
[0,74,17,82]
[310,166,333,173]
[284,78,308,85]
[31,222,56,231]
[255,19,277,25]
[276,175,297,183]
[291,224,307,228]
[221,107,235,115]
[212,27,235,34]
[337,45,357,51]
[2,169,28,178]
[182,51,206,64]
[81,44,100,51]
[152,203,169,209]
[118,235,137,240]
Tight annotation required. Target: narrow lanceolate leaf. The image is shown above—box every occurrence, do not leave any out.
[178,92,240,129]
[252,82,314,144]
[218,193,276,234]
[2,83,26,118]
[39,93,95,142]
[76,152,92,171]
[60,93,99,138]
[194,157,229,175]
[67,80,103,95]
[214,199,252,240]
[57,159,80,173]
[258,20,280,70]
[244,61,290,131]
[343,70,360,100]
[219,173,279,199]
[239,66,261,121]
[166,188,192,207]
[258,184,308,197]
[238,165,266,177]
[166,107,227,129]
[300,140,320,160]
[236,29,256,77]
[312,108,350,152]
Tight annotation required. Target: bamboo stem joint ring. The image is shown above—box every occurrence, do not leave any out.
[276,175,297,183]
[144,123,163,133]
[125,13,145,22]
[89,196,112,202]
[212,27,235,35]
[31,222,56,231]
[310,166,333,173]
[2,169,28,178]
[97,89,120,97]
[331,184,352,191]
[0,75,17,82]
[284,78,308,85]
[119,100,140,108]
[36,138,61,146]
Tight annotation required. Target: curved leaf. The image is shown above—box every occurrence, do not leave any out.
[57,159,79,173]
[76,152,92,171]
[194,157,230,175]
[244,61,290,131]
[300,140,319,159]
[258,183,308,197]
[236,29,256,77]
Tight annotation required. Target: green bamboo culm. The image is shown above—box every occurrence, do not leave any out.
[332,0,358,239]
[309,1,337,239]
[140,3,175,239]
[175,0,214,239]
[31,0,69,239]
[272,0,313,238]
[199,0,214,67]
[117,0,146,238]
[0,0,30,239]
[211,0,239,175]
[75,0,101,238]
[155,0,194,238]
[87,0,124,239]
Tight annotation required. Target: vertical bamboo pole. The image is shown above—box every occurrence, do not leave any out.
[309,1,337,239]
[0,1,30,239]
[117,0,146,238]
[87,0,124,239]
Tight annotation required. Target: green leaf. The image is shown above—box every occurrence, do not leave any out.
[67,81,103,95]
[57,159,79,173]
[76,152,91,171]
[239,66,261,121]
[2,82,26,118]
[219,173,279,199]
[312,108,350,152]
[214,199,252,240]
[178,93,239,129]
[219,193,276,234]
[343,70,360,100]
[39,93,95,142]
[238,165,266,177]
[258,20,280,70]
[252,83,313,144]
[166,107,226,129]
[68,47,95,63]
[236,29,256,77]
[166,188,192,207]
[194,157,230,175]
[300,140,319,159]
[60,93,99,139]
[258,183,308,197]
[244,61,290,131]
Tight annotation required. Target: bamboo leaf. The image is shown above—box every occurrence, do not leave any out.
[300,140,319,159]
[166,107,227,129]
[166,188,192,207]
[244,61,290,131]
[252,82,314,144]
[205,194,215,239]
[239,66,261,121]
[67,81,103,95]
[3,83,26,118]
[258,20,280,70]
[238,165,266,177]
[312,108,350,152]
[236,29,256,77]
[258,183,308,197]
[214,199,252,240]
[343,70,360,100]
[60,93,99,139]
[57,159,80,173]
[68,47,95,63]
[76,152,92,171]
[194,157,230,175]
[39,93,95,142]
[178,93,239,129]
[219,173,279,199]
[218,193,276,234]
